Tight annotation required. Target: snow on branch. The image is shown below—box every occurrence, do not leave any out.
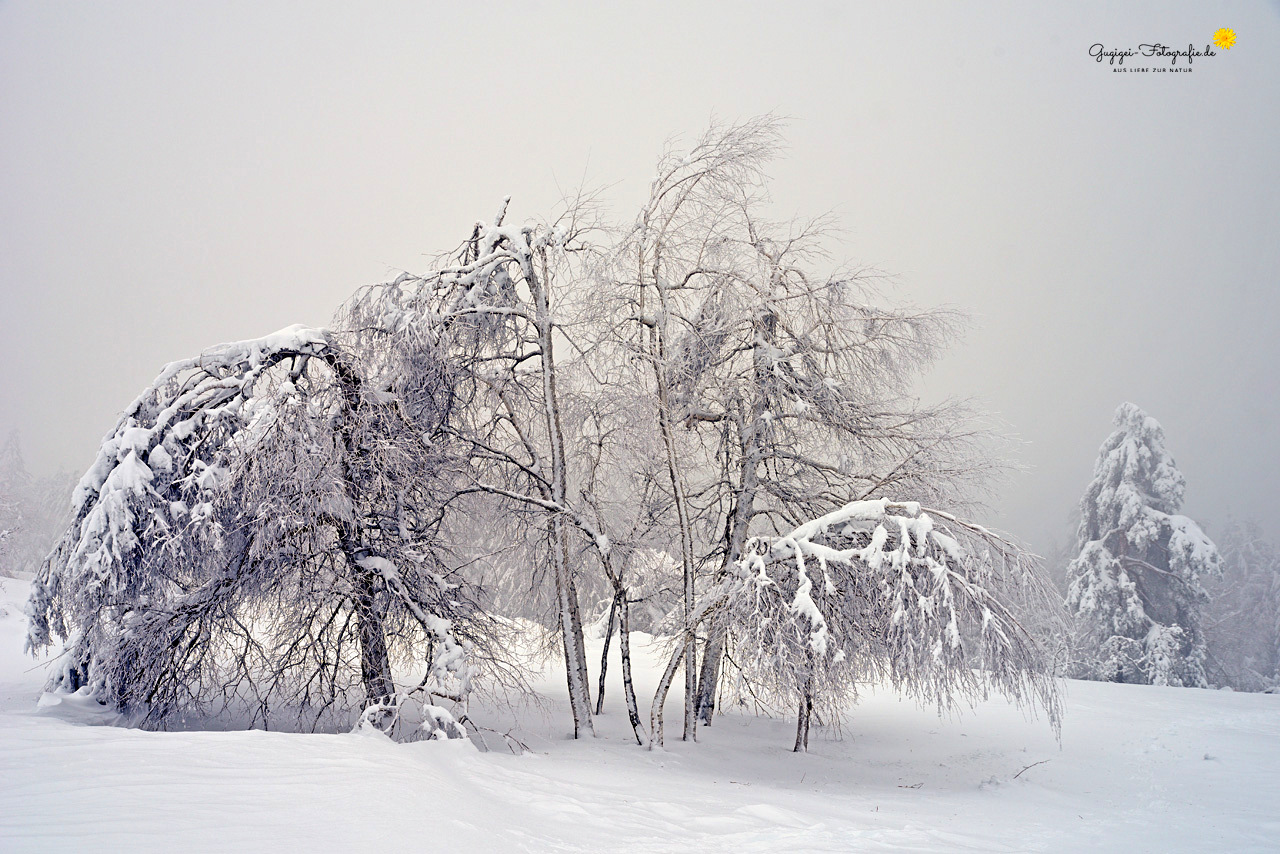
[25,322,496,736]
[719,498,1060,729]
[29,325,338,663]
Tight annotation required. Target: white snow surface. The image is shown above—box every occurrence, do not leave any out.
[1,576,1277,852]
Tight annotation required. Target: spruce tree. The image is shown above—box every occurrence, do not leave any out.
[1066,402,1220,686]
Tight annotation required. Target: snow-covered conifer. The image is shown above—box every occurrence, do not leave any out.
[1065,403,1220,686]
[0,433,29,578]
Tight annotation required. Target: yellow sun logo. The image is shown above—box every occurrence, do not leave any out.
[1213,28,1236,49]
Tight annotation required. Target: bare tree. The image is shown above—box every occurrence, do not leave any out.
[340,198,614,738]
[27,118,1062,755]
[590,119,996,746]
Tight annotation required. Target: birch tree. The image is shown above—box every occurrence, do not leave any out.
[26,117,1063,751]
[26,325,490,734]
[341,198,612,738]
[594,119,994,744]
[717,499,1059,750]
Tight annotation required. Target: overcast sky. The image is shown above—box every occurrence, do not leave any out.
[2,1,1277,556]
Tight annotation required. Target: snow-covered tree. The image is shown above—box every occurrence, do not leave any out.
[1204,521,1280,691]
[696,499,1059,750]
[584,119,999,745]
[26,325,493,735]
[0,499,12,573]
[339,197,615,739]
[1065,403,1220,687]
[27,118,1064,752]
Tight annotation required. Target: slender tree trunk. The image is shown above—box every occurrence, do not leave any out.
[653,383,698,741]
[552,517,593,737]
[598,551,645,744]
[695,617,725,724]
[526,246,594,737]
[618,597,646,745]
[595,591,621,715]
[650,291,699,742]
[794,654,816,753]
[696,418,764,723]
[633,233,701,742]
[650,595,722,748]
[649,640,686,750]
[695,490,754,725]
[329,354,394,713]
[696,307,777,726]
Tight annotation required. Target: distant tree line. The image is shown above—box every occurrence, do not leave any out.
[0,433,74,580]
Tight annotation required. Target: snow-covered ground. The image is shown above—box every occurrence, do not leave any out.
[1,575,1277,853]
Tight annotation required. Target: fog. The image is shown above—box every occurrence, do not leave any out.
[2,1,1277,556]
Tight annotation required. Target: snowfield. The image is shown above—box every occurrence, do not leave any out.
[1,576,1277,853]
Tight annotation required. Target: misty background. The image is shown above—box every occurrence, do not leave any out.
[2,1,1277,559]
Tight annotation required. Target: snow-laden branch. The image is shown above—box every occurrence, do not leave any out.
[29,325,339,660]
[716,498,1059,737]
[26,322,497,736]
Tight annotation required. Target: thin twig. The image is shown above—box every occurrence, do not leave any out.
[1012,758,1051,780]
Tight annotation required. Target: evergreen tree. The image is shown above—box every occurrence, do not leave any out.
[1065,403,1220,686]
